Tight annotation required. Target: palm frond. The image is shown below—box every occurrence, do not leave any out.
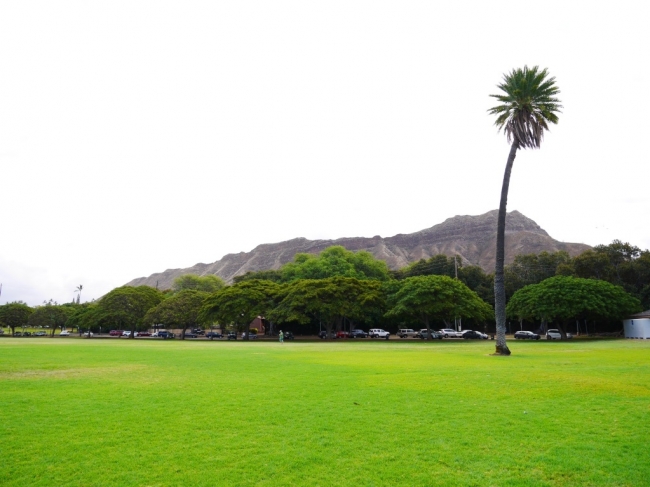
[488,65,562,149]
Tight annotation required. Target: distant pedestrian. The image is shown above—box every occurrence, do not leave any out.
[279,330,284,343]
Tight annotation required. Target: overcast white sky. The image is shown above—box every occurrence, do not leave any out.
[1,1,649,306]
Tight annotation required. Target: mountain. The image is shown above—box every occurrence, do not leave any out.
[125,210,590,289]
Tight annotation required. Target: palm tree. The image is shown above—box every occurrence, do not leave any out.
[488,66,562,355]
[75,285,83,305]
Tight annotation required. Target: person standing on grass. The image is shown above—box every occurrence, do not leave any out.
[279,330,284,343]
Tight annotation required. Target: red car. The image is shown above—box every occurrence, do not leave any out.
[109,330,123,336]
[335,331,349,339]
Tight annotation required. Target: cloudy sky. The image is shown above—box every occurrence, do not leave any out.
[1,1,648,306]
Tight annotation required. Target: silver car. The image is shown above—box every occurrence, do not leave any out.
[439,328,461,338]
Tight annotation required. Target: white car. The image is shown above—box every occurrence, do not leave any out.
[546,329,573,340]
[122,331,132,337]
[397,329,418,338]
[83,331,94,337]
[439,328,461,338]
[59,330,70,336]
[369,329,390,339]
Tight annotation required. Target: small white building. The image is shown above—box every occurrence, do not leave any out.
[623,310,650,339]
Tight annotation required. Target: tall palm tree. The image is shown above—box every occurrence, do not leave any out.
[488,66,562,355]
[75,285,83,305]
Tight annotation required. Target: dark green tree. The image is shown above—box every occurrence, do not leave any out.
[560,241,650,309]
[0,302,34,335]
[144,290,210,339]
[398,254,458,280]
[458,265,495,306]
[385,275,493,338]
[506,276,641,338]
[488,66,562,355]
[270,276,385,339]
[28,301,76,336]
[281,246,391,282]
[65,303,102,336]
[172,274,226,293]
[200,280,279,340]
[504,251,571,298]
[233,269,284,284]
[97,286,165,338]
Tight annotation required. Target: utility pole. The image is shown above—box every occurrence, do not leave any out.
[454,255,463,331]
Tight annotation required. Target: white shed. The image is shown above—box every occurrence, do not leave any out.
[623,310,650,339]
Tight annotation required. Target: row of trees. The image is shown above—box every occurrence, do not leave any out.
[1,243,645,343]
[0,248,493,339]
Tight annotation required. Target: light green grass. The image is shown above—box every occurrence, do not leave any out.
[1,338,648,486]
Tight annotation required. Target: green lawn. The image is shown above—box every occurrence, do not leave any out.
[1,338,648,486]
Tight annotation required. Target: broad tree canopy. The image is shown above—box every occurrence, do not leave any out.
[270,276,385,337]
[144,290,209,339]
[28,302,77,336]
[172,274,226,293]
[0,302,34,334]
[200,280,279,339]
[97,286,165,336]
[281,246,391,282]
[506,276,641,337]
[385,275,493,332]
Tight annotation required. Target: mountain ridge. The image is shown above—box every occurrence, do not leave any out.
[126,210,590,289]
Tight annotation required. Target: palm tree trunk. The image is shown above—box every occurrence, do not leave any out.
[494,141,518,356]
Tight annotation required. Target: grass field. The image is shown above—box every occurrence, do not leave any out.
[1,338,649,486]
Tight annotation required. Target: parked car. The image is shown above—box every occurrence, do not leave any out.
[461,330,484,339]
[122,331,132,337]
[205,332,222,339]
[368,329,390,339]
[474,331,489,339]
[318,330,335,339]
[83,331,94,337]
[227,332,237,340]
[158,331,175,339]
[514,330,540,340]
[59,330,70,336]
[336,331,349,339]
[241,332,258,340]
[109,330,123,336]
[184,332,198,338]
[284,331,295,340]
[439,328,461,338]
[34,331,47,336]
[397,329,418,338]
[137,332,151,337]
[349,329,368,338]
[23,331,32,336]
[416,329,443,339]
[546,329,573,340]
[13,332,22,336]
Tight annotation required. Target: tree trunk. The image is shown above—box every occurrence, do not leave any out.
[325,321,333,340]
[493,141,518,356]
[424,314,431,340]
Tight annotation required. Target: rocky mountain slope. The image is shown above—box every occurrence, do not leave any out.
[126,210,590,289]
